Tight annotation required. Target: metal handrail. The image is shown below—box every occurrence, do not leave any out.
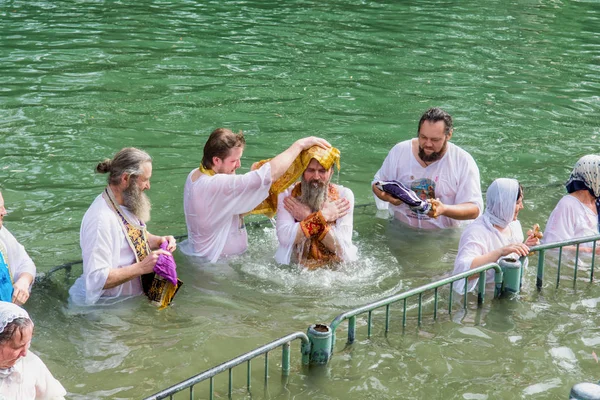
[329,262,503,352]
[143,331,310,400]
[522,234,600,290]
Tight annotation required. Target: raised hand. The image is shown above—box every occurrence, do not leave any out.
[295,137,331,151]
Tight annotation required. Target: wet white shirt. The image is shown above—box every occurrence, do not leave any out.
[373,139,482,229]
[0,351,66,400]
[275,184,358,265]
[0,227,36,285]
[543,194,599,247]
[182,163,273,263]
[453,217,525,294]
[69,194,143,306]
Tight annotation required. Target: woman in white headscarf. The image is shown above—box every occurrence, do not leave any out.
[453,178,539,294]
[543,155,600,250]
[0,301,66,399]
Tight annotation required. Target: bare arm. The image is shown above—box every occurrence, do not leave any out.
[372,183,403,206]
[103,249,170,289]
[12,273,34,305]
[428,200,480,220]
[147,233,177,252]
[467,243,530,281]
[268,137,331,181]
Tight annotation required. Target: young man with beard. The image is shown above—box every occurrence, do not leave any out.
[182,128,330,263]
[69,148,176,306]
[275,146,357,268]
[372,107,483,230]
[0,192,36,305]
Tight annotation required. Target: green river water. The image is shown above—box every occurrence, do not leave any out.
[1,0,600,398]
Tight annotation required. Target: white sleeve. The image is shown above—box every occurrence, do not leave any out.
[453,152,483,214]
[275,189,300,264]
[3,229,36,284]
[453,225,490,294]
[205,163,273,215]
[330,188,358,262]
[80,211,113,305]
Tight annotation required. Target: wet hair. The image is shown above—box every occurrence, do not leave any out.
[417,107,453,136]
[201,128,245,169]
[0,318,33,345]
[96,147,152,185]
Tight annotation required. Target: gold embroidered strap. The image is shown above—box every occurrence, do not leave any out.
[102,188,150,263]
[0,239,13,284]
[199,165,215,176]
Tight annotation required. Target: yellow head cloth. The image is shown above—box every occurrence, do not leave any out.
[251,146,341,218]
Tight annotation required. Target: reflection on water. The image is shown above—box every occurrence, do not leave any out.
[2,0,600,398]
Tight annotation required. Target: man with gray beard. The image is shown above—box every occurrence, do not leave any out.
[275,147,358,269]
[69,147,177,306]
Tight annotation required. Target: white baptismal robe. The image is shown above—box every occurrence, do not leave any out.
[373,139,482,229]
[0,227,36,285]
[275,184,358,265]
[543,195,599,247]
[0,351,66,400]
[453,217,525,294]
[69,194,143,305]
[182,163,273,263]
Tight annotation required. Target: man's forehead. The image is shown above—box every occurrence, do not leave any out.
[419,120,447,136]
[307,159,327,169]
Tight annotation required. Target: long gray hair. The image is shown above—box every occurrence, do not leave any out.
[96,147,152,185]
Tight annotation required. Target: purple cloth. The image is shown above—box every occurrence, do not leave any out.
[375,180,431,214]
[154,241,178,286]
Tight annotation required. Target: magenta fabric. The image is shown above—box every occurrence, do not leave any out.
[154,241,178,285]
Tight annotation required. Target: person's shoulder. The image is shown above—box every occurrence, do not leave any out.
[447,142,474,158]
[393,139,412,150]
[82,194,116,226]
[460,217,487,236]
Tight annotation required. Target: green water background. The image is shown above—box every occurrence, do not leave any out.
[1,0,600,398]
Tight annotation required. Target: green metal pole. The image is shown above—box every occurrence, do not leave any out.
[306,324,333,364]
[348,316,356,345]
[264,352,269,382]
[591,242,597,282]
[574,244,580,283]
[556,247,563,287]
[536,249,545,290]
[477,271,485,306]
[282,342,290,376]
[418,293,422,325]
[247,359,251,390]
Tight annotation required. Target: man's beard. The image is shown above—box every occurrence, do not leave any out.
[418,139,448,163]
[122,181,152,223]
[300,176,329,212]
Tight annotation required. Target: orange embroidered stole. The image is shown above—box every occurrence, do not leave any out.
[291,184,341,270]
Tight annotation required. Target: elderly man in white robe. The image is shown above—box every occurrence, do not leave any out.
[69,148,177,306]
[453,178,539,294]
[544,155,600,252]
[0,192,36,306]
[181,128,330,263]
[275,146,357,268]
